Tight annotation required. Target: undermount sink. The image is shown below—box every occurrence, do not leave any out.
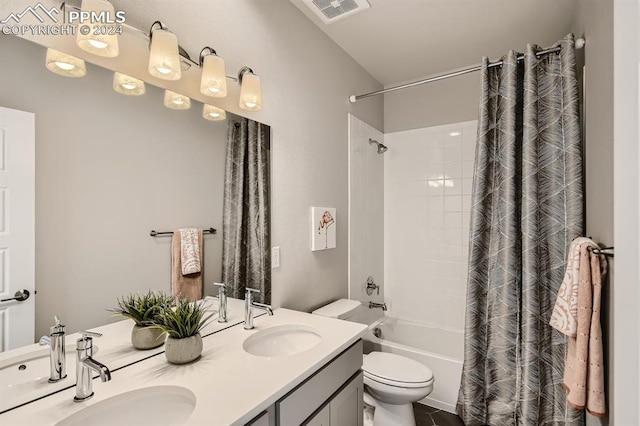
[243,324,322,358]
[55,386,196,426]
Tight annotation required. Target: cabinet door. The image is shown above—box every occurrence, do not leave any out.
[330,372,363,426]
[247,407,275,426]
[305,405,330,426]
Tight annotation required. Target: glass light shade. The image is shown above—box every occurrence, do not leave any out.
[76,0,119,57]
[148,29,181,80]
[164,90,190,110]
[45,49,86,77]
[202,104,226,121]
[239,72,262,111]
[113,72,145,96]
[199,54,227,97]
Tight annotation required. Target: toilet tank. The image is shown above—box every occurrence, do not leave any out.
[312,299,361,320]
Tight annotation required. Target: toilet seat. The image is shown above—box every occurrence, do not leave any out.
[363,352,434,389]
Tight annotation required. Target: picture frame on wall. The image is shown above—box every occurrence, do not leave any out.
[311,207,336,251]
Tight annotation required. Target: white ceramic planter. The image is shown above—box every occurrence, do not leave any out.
[131,325,166,350]
[165,333,203,364]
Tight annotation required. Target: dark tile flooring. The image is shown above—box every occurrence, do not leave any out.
[413,403,465,426]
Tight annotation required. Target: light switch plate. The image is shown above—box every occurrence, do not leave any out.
[271,246,280,268]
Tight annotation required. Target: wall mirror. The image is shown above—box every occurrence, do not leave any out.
[0,34,271,357]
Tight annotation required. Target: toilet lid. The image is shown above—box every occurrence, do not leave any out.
[363,352,433,387]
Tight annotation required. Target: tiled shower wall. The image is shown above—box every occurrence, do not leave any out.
[384,121,477,331]
[348,114,385,306]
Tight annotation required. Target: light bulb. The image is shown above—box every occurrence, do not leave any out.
[239,70,262,111]
[55,62,75,71]
[45,49,86,77]
[200,53,227,98]
[202,104,226,121]
[148,27,181,81]
[164,90,190,109]
[113,72,145,96]
[76,0,120,57]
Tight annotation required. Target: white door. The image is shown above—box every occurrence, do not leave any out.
[0,107,35,352]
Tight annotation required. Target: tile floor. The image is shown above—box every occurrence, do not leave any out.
[413,403,464,426]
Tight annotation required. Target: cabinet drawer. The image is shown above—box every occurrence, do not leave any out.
[277,340,363,425]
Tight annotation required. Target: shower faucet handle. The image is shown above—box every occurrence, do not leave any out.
[366,276,379,296]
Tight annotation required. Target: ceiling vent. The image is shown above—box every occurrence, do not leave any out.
[303,0,371,24]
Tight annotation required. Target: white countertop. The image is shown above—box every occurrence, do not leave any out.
[0,304,368,425]
[0,296,249,413]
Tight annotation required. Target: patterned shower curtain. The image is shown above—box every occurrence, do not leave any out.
[222,118,271,303]
[457,34,584,426]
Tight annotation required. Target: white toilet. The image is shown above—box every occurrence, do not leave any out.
[312,299,434,426]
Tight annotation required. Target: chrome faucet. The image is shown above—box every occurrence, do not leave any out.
[74,331,111,402]
[369,301,387,311]
[48,316,67,383]
[213,282,228,323]
[244,288,273,330]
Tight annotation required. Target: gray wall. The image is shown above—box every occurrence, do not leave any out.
[384,74,480,132]
[4,0,384,337]
[0,36,228,339]
[571,1,614,424]
[203,2,384,312]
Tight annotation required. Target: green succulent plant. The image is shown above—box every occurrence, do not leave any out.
[109,291,173,327]
[152,297,214,339]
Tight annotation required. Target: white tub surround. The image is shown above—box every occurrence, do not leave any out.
[384,120,477,331]
[0,308,368,425]
[363,316,463,413]
[348,114,385,304]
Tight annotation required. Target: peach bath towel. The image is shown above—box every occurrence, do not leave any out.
[171,229,203,301]
[550,237,592,335]
[551,239,607,417]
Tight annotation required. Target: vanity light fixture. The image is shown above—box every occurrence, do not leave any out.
[199,47,227,98]
[202,104,226,121]
[113,72,145,96]
[148,21,181,80]
[45,48,87,77]
[76,0,120,57]
[164,90,191,109]
[238,67,263,111]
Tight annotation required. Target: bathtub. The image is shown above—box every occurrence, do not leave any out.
[362,316,463,414]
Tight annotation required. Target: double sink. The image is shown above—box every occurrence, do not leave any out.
[0,298,363,425]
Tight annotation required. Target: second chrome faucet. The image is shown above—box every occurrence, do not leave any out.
[244,288,273,330]
[48,316,67,383]
[74,331,111,402]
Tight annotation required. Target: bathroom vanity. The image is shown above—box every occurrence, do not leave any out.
[250,341,364,425]
[0,304,368,425]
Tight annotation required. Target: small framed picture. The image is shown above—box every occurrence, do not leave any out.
[311,207,336,251]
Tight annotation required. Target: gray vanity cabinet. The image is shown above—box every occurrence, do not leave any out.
[247,340,364,426]
[306,372,364,426]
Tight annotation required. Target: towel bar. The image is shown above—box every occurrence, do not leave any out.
[589,246,614,257]
[150,228,217,237]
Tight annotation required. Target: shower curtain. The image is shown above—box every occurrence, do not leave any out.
[457,34,584,425]
[222,118,271,303]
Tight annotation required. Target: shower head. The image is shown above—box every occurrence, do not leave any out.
[368,138,388,154]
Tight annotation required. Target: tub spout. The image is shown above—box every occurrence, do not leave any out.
[369,302,387,311]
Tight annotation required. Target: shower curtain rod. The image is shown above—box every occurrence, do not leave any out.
[349,37,586,103]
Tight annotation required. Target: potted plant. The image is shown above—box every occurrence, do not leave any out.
[110,291,172,350]
[153,297,214,364]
